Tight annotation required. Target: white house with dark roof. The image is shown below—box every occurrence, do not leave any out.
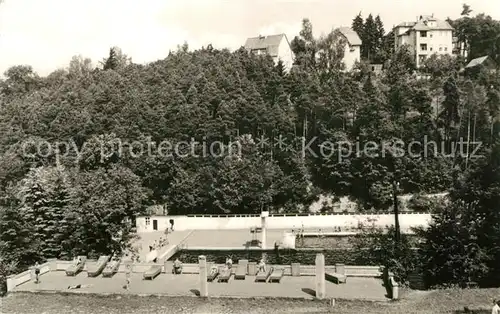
[394,14,454,68]
[337,27,362,70]
[244,34,294,71]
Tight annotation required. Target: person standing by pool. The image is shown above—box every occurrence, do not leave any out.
[258,259,266,273]
[34,262,40,284]
[226,257,233,270]
[124,264,132,291]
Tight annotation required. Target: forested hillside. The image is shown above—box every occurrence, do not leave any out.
[0,6,499,284]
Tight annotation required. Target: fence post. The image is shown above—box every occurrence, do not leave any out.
[199,255,208,297]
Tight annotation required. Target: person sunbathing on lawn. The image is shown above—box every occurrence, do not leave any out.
[67,284,92,289]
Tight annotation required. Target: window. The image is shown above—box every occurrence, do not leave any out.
[420,31,427,37]
[145,217,151,225]
[444,47,448,51]
[419,55,427,63]
[430,47,433,51]
[439,47,442,51]
[430,33,433,38]
[420,44,428,51]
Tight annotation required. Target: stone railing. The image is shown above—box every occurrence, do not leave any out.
[6,261,51,292]
[136,213,431,232]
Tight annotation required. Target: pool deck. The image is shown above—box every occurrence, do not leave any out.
[17,229,387,301]
[14,271,388,301]
[181,229,287,249]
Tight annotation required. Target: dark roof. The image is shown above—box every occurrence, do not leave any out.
[337,27,362,46]
[244,34,287,57]
[396,21,417,28]
[465,56,496,68]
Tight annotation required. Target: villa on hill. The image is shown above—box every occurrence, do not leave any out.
[394,14,455,68]
[244,34,295,72]
[337,27,362,70]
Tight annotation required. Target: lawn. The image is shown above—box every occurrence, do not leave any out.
[2,288,499,313]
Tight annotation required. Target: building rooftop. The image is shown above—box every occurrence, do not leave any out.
[395,15,453,31]
[396,21,417,28]
[337,27,362,46]
[465,55,496,68]
[244,34,288,57]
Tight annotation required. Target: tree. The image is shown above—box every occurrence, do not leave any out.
[290,18,317,69]
[416,201,489,288]
[67,166,147,257]
[103,47,119,70]
[461,3,473,17]
[350,225,418,284]
[102,47,131,71]
[362,14,378,61]
[352,12,364,40]
[451,9,500,64]
[439,76,461,147]
[0,65,40,97]
[417,144,500,287]
[0,185,40,269]
[18,167,71,259]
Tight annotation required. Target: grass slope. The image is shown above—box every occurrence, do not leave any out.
[2,288,500,313]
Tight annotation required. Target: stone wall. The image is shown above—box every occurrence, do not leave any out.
[137,213,432,232]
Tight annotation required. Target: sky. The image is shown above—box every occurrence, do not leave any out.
[0,0,499,77]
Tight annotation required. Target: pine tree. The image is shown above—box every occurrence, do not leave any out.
[19,167,70,259]
[0,187,40,269]
[363,14,378,61]
[103,47,118,70]
[373,15,386,63]
[43,168,71,258]
[276,60,285,77]
[440,76,461,144]
[352,12,364,40]
[21,169,50,243]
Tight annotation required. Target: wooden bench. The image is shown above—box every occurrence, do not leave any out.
[102,260,120,277]
[255,267,273,283]
[207,268,219,282]
[87,256,109,277]
[218,268,232,283]
[268,268,284,283]
[143,266,161,280]
[325,272,347,284]
[66,256,87,276]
